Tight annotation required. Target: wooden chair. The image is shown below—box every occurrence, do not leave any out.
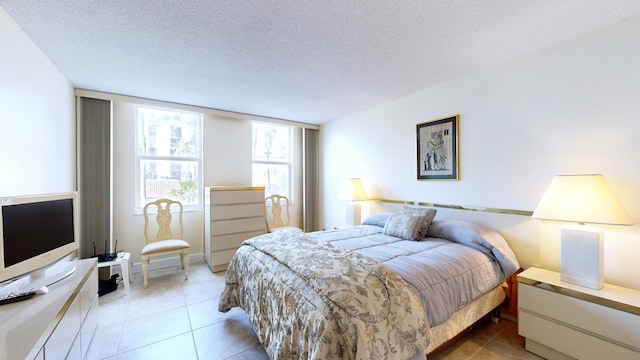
[265,194,303,233]
[142,199,190,288]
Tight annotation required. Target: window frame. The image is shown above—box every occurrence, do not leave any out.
[252,121,294,203]
[134,105,203,213]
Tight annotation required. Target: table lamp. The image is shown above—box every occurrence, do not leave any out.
[532,174,632,289]
[338,178,369,226]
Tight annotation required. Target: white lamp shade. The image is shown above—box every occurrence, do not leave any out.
[338,178,369,201]
[532,174,632,225]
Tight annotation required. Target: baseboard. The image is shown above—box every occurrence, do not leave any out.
[525,339,574,360]
[131,253,203,274]
[501,312,518,323]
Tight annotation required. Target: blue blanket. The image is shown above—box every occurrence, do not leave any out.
[311,220,520,326]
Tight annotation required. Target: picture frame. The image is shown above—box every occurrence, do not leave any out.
[416,115,459,180]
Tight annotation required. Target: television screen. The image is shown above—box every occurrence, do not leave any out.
[0,192,79,286]
[2,199,75,267]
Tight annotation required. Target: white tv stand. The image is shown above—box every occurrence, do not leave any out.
[0,258,99,359]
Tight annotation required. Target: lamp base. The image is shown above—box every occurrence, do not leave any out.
[345,202,362,227]
[560,224,604,290]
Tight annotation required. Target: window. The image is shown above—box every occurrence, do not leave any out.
[252,122,292,199]
[136,106,202,211]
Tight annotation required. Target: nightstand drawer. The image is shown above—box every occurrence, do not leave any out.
[518,267,640,360]
[520,283,640,349]
[519,311,638,360]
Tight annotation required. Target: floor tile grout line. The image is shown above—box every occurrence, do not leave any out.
[112,329,195,358]
[116,303,193,355]
[192,331,202,360]
[183,278,201,334]
[467,321,512,360]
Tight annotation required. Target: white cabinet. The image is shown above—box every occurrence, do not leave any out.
[0,258,99,360]
[204,186,266,272]
[518,267,640,360]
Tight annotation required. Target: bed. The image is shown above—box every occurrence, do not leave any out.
[219,208,520,359]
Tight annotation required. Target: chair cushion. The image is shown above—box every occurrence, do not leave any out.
[141,239,190,255]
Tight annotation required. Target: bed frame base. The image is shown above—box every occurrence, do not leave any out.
[426,306,502,358]
[421,281,508,357]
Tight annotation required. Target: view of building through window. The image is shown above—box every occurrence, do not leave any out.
[136,106,202,210]
[252,122,292,200]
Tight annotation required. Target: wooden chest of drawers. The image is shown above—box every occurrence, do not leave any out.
[204,186,266,272]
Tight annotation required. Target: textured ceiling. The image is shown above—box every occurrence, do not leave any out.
[2,1,640,124]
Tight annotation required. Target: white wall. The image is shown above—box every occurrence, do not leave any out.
[112,102,258,264]
[321,16,640,290]
[0,7,75,196]
[203,116,253,185]
[112,101,304,265]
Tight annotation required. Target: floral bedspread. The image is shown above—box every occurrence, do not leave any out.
[218,229,430,360]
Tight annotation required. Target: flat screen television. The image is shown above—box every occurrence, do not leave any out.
[0,192,79,289]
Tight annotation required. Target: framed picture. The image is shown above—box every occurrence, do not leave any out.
[416,115,459,180]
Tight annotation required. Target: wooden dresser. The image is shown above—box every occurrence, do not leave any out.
[204,186,266,272]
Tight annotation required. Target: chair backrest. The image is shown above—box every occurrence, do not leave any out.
[143,199,184,244]
[265,194,291,230]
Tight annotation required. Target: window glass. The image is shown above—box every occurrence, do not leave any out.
[136,106,202,210]
[252,122,292,199]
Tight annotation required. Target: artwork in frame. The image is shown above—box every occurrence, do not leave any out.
[416,115,459,180]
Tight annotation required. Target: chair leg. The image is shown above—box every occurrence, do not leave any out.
[182,251,189,280]
[142,257,150,289]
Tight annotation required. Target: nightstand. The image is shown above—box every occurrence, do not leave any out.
[517,267,640,360]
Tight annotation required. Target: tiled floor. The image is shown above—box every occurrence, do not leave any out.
[96,262,542,360]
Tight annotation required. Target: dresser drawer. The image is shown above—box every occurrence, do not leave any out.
[213,230,265,250]
[211,189,264,204]
[519,284,640,349]
[209,249,239,272]
[210,203,264,220]
[211,217,265,235]
[79,267,98,322]
[45,295,81,359]
[81,294,99,359]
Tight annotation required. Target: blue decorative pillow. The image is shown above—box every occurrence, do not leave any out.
[399,206,437,239]
[427,219,521,276]
[362,212,394,227]
[382,214,425,241]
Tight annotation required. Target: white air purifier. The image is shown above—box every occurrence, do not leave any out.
[560,225,604,290]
